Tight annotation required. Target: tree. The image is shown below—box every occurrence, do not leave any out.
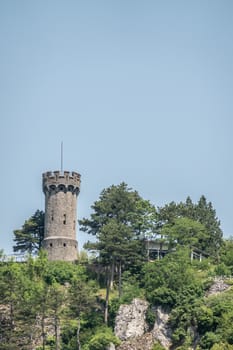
[0,262,22,349]
[68,278,97,350]
[48,282,66,350]
[84,327,120,350]
[195,196,223,258]
[0,261,37,350]
[161,217,208,251]
[13,210,44,255]
[157,196,223,258]
[80,183,151,323]
[219,238,233,271]
[142,248,203,308]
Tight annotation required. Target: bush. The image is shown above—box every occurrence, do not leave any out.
[83,327,120,350]
[195,305,214,334]
[214,263,231,277]
[146,306,156,331]
[199,332,221,349]
[152,343,166,350]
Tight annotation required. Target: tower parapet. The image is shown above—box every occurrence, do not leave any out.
[43,171,81,194]
[42,170,81,261]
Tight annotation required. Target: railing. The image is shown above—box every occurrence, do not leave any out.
[0,254,32,263]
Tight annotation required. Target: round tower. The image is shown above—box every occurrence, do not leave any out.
[42,170,81,261]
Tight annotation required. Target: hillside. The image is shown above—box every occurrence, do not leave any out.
[1,245,233,350]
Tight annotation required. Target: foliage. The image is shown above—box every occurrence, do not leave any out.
[83,327,120,350]
[13,210,44,254]
[108,271,145,327]
[45,260,86,285]
[1,242,233,349]
[199,332,222,349]
[152,343,166,350]
[3,184,231,349]
[142,248,207,348]
[214,263,231,277]
[80,183,151,322]
[219,238,233,273]
[142,247,203,307]
[146,306,157,330]
[211,343,233,350]
[157,195,223,258]
[80,183,149,276]
[161,217,208,250]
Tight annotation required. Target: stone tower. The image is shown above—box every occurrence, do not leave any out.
[42,170,81,261]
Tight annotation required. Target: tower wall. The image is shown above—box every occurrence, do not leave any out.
[42,170,81,261]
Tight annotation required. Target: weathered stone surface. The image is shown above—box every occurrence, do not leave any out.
[114,298,149,341]
[152,306,172,350]
[116,333,154,350]
[206,277,231,297]
[107,343,116,350]
[42,170,81,261]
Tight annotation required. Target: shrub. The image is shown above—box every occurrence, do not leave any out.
[83,327,120,350]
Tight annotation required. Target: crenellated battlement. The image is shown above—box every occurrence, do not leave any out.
[42,170,81,194]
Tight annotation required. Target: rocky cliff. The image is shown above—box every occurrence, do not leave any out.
[114,298,172,350]
[115,298,149,340]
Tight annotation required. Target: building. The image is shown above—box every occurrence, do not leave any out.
[42,170,81,261]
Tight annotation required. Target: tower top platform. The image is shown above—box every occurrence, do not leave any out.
[42,170,81,193]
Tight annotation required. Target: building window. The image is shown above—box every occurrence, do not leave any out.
[63,214,66,224]
[50,243,53,247]
[63,243,66,247]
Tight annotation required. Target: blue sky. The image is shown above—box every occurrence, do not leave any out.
[1,1,233,254]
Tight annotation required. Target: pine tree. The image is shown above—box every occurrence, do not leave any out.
[13,210,44,255]
[79,182,151,323]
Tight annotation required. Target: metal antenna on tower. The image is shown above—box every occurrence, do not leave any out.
[61,141,63,173]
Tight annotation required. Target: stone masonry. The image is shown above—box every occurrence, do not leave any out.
[42,170,81,261]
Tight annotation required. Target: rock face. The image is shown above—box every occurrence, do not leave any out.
[206,277,231,297]
[114,299,172,350]
[114,298,149,340]
[107,343,116,350]
[152,306,172,349]
[117,333,154,350]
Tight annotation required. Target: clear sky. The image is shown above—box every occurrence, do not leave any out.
[1,1,233,254]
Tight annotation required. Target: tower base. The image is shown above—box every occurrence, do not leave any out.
[42,237,78,261]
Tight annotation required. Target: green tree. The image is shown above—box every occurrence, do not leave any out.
[0,261,37,350]
[13,210,44,254]
[80,183,149,323]
[83,327,120,350]
[157,196,223,258]
[68,278,97,350]
[195,196,223,258]
[143,248,203,308]
[161,217,208,251]
[48,282,67,350]
[0,262,22,349]
[219,238,233,271]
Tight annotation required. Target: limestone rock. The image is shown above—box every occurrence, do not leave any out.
[114,298,149,340]
[206,277,231,297]
[152,306,172,349]
[116,333,154,350]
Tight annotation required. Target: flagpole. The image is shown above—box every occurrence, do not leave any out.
[61,141,63,173]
